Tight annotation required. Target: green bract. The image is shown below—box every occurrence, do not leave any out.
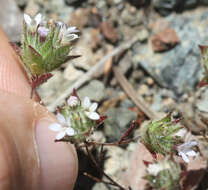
[145,158,181,190]
[21,13,79,76]
[141,114,183,155]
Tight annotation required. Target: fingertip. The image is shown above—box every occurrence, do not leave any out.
[0,28,32,98]
[35,119,78,190]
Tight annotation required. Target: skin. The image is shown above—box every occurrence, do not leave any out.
[0,28,78,189]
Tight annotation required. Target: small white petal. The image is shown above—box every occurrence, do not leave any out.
[66,116,71,127]
[34,13,42,25]
[56,113,66,125]
[88,112,100,120]
[66,127,75,136]
[67,26,78,33]
[65,34,79,41]
[56,131,66,140]
[90,103,98,112]
[186,150,197,157]
[24,14,32,25]
[179,141,197,150]
[179,152,190,163]
[48,123,62,131]
[83,97,90,109]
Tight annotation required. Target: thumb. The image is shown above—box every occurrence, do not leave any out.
[0,28,78,189]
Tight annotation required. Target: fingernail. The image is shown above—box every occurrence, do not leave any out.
[35,119,78,190]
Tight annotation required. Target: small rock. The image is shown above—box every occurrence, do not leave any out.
[200,0,208,5]
[104,107,137,140]
[78,80,106,102]
[15,0,28,8]
[120,5,143,26]
[69,8,89,29]
[92,183,109,190]
[88,7,102,28]
[100,21,118,43]
[120,99,134,108]
[184,0,198,9]
[196,89,208,112]
[137,84,149,96]
[24,0,39,16]
[118,51,133,74]
[65,0,86,5]
[38,71,66,106]
[90,28,102,50]
[63,64,84,81]
[153,0,199,16]
[153,0,177,16]
[128,0,148,7]
[70,28,103,70]
[0,0,22,41]
[146,77,154,86]
[151,28,180,52]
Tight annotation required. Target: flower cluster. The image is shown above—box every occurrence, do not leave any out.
[141,114,198,163]
[48,93,102,143]
[145,158,181,190]
[21,13,79,89]
[141,114,183,156]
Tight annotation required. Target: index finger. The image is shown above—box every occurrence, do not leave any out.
[0,28,39,101]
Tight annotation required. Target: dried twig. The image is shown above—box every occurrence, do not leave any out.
[83,172,115,186]
[48,35,142,112]
[113,66,159,120]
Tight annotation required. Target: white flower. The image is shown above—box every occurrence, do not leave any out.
[177,141,197,163]
[24,13,42,33]
[59,24,79,45]
[82,97,100,120]
[48,113,75,140]
[147,162,171,176]
[67,96,79,107]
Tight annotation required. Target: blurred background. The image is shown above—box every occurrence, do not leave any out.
[2,0,208,189]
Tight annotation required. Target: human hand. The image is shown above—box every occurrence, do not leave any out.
[0,28,78,190]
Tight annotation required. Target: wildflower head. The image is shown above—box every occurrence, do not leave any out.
[21,13,79,82]
[49,91,104,143]
[145,158,181,190]
[141,113,183,156]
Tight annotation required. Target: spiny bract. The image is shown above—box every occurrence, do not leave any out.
[141,114,183,155]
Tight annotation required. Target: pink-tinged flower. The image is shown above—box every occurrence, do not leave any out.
[24,13,42,33]
[82,97,100,120]
[59,24,79,45]
[67,96,79,107]
[177,141,197,163]
[48,113,75,140]
[38,26,49,37]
